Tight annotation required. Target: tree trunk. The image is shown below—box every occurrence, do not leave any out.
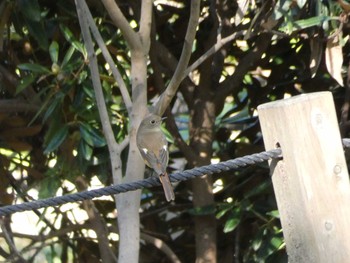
[190,96,217,263]
[116,50,148,263]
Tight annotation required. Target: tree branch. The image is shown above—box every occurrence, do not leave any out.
[75,176,117,262]
[79,0,132,113]
[100,0,142,51]
[154,0,200,116]
[151,41,195,106]
[141,232,181,263]
[183,30,245,80]
[216,33,271,103]
[75,0,123,185]
[139,0,153,52]
[164,109,198,163]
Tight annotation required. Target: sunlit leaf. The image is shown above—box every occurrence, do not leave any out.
[279,16,332,34]
[216,204,234,219]
[49,41,59,63]
[235,0,249,26]
[272,0,292,20]
[223,217,240,233]
[297,0,307,8]
[309,37,323,78]
[266,210,280,218]
[270,236,284,249]
[325,36,344,86]
[223,207,241,233]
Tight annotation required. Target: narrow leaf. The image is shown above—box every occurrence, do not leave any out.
[79,140,93,160]
[79,123,106,147]
[325,36,344,86]
[235,0,249,26]
[309,37,323,78]
[49,41,59,63]
[18,0,41,22]
[223,217,240,233]
[18,63,51,74]
[16,74,36,94]
[44,125,69,153]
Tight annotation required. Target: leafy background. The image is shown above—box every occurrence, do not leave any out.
[0,0,349,262]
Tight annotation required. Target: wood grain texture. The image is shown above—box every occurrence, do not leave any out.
[258,92,350,263]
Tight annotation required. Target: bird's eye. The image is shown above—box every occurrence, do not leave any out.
[150,120,156,124]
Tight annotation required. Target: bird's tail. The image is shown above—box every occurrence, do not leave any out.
[159,172,175,202]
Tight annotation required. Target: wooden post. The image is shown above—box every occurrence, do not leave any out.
[258,92,350,263]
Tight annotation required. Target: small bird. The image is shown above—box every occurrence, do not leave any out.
[136,114,175,201]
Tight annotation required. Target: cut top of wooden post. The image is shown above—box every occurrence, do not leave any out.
[258,92,350,263]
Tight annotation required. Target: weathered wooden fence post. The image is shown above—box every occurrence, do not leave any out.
[258,92,350,263]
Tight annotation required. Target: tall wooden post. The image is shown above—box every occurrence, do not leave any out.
[258,92,350,263]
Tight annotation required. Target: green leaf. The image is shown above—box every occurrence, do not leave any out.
[297,0,307,8]
[61,45,75,68]
[161,126,174,144]
[270,236,284,249]
[49,41,59,63]
[79,139,93,160]
[79,123,106,147]
[18,63,51,74]
[216,204,234,219]
[272,0,292,20]
[43,98,60,123]
[44,125,69,153]
[244,180,271,199]
[60,24,86,56]
[38,176,61,199]
[266,210,280,219]
[223,217,240,233]
[279,16,334,34]
[16,74,36,94]
[252,229,264,251]
[18,0,41,22]
[26,20,49,50]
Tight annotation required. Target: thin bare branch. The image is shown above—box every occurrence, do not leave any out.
[154,0,200,116]
[184,30,245,80]
[75,0,123,181]
[141,232,181,263]
[164,109,198,163]
[0,218,25,262]
[76,176,117,262]
[79,0,132,113]
[100,0,142,51]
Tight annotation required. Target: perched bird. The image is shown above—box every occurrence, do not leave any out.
[136,114,175,201]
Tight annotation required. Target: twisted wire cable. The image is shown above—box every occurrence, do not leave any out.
[3,137,350,216]
[0,149,282,216]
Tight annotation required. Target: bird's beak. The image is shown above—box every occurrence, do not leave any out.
[161,117,167,121]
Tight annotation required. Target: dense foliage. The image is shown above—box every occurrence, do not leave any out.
[0,0,348,262]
